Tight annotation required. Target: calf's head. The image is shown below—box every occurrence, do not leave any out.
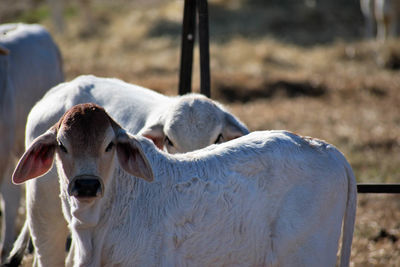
[139,94,249,153]
[13,103,154,202]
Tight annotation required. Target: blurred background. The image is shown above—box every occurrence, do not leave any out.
[1,0,399,265]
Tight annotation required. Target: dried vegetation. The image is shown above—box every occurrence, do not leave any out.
[1,0,400,265]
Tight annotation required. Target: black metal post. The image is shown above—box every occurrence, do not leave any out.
[197,0,211,98]
[179,0,211,97]
[179,0,196,95]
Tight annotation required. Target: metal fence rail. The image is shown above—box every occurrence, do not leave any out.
[357,184,400,194]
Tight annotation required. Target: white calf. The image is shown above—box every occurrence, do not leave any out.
[7,75,248,266]
[0,23,64,258]
[13,103,356,267]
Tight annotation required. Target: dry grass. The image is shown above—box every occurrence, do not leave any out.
[2,0,400,266]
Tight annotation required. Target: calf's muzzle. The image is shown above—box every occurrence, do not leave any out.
[68,175,104,198]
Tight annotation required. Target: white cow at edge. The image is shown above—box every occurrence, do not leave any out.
[13,103,357,267]
[0,23,64,258]
[360,0,400,40]
[7,75,249,266]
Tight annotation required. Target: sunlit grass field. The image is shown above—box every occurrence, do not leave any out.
[2,0,400,265]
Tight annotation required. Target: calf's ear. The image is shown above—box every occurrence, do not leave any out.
[138,124,164,150]
[222,112,249,141]
[13,130,57,184]
[116,132,154,182]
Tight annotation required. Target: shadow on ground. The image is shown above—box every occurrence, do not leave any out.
[214,79,326,102]
[148,0,364,46]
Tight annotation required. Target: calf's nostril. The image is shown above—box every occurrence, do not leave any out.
[68,178,103,198]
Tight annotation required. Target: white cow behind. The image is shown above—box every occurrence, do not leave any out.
[0,23,64,258]
[360,0,400,40]
[6,75,249,266]
[12,103,357,267]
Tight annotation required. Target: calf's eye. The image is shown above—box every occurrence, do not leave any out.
[105,142,114,152]
[58,141,68,153]
[214,134,223,144]
[165,136,174,147]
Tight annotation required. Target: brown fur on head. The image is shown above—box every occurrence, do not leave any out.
[54,103,122,157]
